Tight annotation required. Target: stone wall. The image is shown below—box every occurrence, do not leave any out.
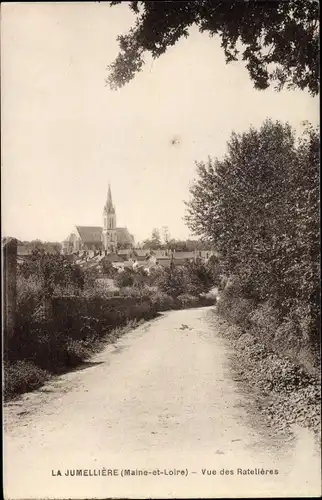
[2,238,17,341]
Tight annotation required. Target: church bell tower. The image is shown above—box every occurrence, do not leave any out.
[102,183,117,253]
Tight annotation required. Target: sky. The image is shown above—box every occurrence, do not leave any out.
[1,2,319,244]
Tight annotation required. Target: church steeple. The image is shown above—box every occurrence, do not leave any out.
[104,183,115,214]
[102,182,117,252]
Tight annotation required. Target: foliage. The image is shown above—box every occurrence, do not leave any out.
[162,226,171,245]
[165,239,211,252]
[108,1,319,95]
[142,228,162,249]
[139,233,211,252]
[186,120,320,348]
[149,290,176,311]
[7,244,217,399]
[4,360,49,400]
[18,250,85,297]
[156,265,188,297]
[19,239,62,253]
[216,285,257,328]
[114,268,135,287]
[101,258,118,277]
[117,242,134,250]
[177,294,200,308]
[184,259,215,295]
[6,273,215,399]
[155,259,215,297]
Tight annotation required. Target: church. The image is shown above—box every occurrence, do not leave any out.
[62,184,134,254]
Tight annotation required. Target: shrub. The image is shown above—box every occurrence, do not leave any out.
[114,269,135,288]
[19,250,86,295]
[16,275,44,319]
[249,301,280,344]
[184,260,214,295]
[4,360,49,400]
[216,285,256,327]
[177,294,199,308]
[119,284,152,299]
[65,339,92,366]
[150,291,175,311]
[156,266,188,297]
[101,259,118,277]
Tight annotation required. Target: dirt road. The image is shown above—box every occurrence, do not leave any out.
[4,308,321,498]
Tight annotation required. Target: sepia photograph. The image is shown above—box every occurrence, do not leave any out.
[1,1,320,498]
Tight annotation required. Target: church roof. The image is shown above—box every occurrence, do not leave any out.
[75,226,134,245]
[76,226,102,243]
[116,227,134,245]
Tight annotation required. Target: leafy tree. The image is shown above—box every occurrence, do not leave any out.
[101,259,118,277]
[156,265,187,297]
[140,233,211,252]
[142,228,162,249]
[117,242,133,250]
[184,259,214,295]
[162,225,171,245]
[151,228,161,246]
[22,240,62,253]
[185,120,320,343]
[165,238,211,251]
[114,268,135,288]
[155,260,216,297]
[18,250,84,297]
[206,254,224,287]
[108,1,319,95]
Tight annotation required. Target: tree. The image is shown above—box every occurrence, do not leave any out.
[21,240,62,253]
[184,260,214,295]
[18,249,85,297]
[156,265,187,297]
[165,238,211,251]
[142,228,162,249]
[185,120,320,342]
[114,268,135,288]
[162,225,171,245]
[117,242,133,250]
[101,259,118,277]
[108,1,319,95]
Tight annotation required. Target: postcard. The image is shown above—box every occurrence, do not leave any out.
[2,2,320,498]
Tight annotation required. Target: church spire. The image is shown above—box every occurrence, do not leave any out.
[105,182,115,214]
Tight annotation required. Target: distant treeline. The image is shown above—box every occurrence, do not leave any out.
[17,239,62,253]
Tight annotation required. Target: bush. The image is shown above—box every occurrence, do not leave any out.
[19,250,86,295]
[119,284,153,299]
[150,291,175,311]
[184,260,214,295]
[216,285,256,328]
[114,269,135,288]
[156,266,188,297]
[4,360,49,400]
[177,294,200,308]
[66,339,92,366]
[101,259,118,277]
[16,275,44,320]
